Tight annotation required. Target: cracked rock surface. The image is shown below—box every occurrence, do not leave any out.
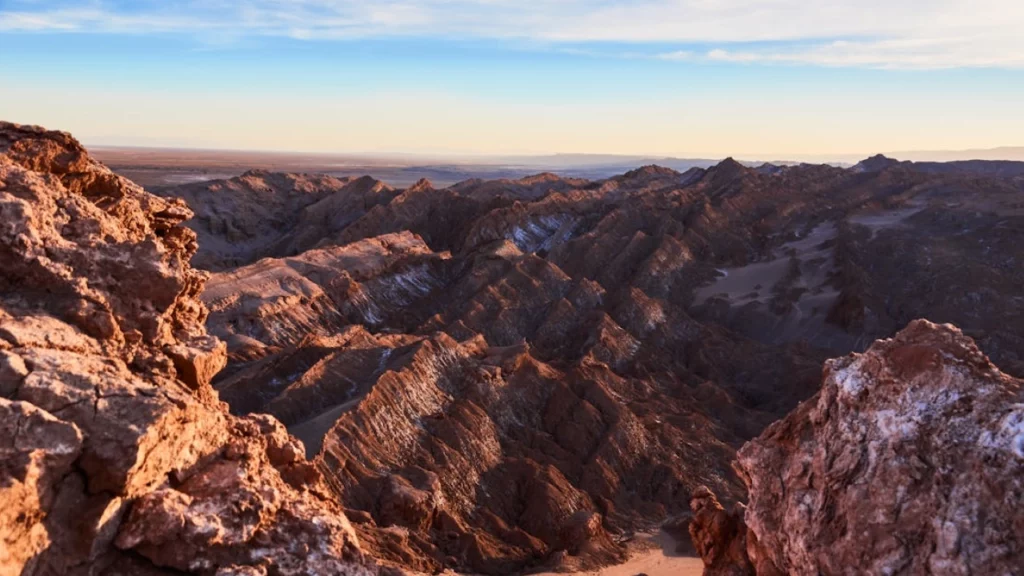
[0,122,376,576]
[690,320,1024,575]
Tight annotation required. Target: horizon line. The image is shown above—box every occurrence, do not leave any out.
[86,141,1024,166]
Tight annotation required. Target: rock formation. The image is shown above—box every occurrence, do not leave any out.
[0,122,375,575]
[169,143,1024,572]
[7,120,1024,576]
[151,171,398,271]
[690,320,1023,575]
[686,486,761,576]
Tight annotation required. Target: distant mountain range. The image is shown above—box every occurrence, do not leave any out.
[91,144,1024,189]
[493,147,1024,169]
[92,143,1024,168]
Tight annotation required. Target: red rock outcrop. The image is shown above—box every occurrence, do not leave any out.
[690,320,1023,575]
[0,122,375,575]
[686,487,754,576]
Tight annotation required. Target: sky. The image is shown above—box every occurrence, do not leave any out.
[1,0,1023,159]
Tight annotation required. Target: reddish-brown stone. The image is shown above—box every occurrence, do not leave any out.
[690,321,1023,575]
[0,122,376,576]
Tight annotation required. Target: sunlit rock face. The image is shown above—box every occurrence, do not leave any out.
[690,320,1023,575]
[0,122,376,576]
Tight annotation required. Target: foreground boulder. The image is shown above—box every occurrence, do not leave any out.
[0,122,374,575]
[691,320,1023,575]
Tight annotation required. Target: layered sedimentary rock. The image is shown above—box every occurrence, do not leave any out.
[208,257,768,572]
[192,156,1024,378]
[152,171,398,271]
[202,231,445,367]
[183,145,1024,572]
[690,321,1023,575]
[0,122,374,576]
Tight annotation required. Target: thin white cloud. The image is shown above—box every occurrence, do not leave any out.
[1,1,1023,69]
[657,50,695,62]
[701,36,1024,69]
[0,7,218,33]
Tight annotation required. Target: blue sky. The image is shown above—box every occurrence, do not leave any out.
[1,0,1022,158]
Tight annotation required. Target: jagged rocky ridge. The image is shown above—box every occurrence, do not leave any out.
[689,320,1023,575]
[151,171,400,272]
[164,146,1024,572]
[6,121,1024,576]
[0,122,379,576]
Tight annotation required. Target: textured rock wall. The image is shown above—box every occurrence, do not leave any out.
[0,122,376,576]
[690,320,1023,575]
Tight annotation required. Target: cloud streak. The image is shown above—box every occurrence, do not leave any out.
[2,0,1023,69]
[699,36,1024,70]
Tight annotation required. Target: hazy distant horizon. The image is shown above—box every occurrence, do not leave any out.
[86,142,1024,167]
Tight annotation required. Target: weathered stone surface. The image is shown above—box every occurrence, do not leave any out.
[0,349,29,397]
[115,415,371,576]
[0,122,375,575]
[691,320,1023,575]
[0,399,83,574]
[202,231,444,366]
[687,486,754,576]
[165,336,228,389]
[736,320,1024,575]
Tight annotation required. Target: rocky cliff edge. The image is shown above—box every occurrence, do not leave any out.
[0,122,376,576]
[690,320,1023,575]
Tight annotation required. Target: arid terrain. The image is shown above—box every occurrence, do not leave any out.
[92,146,1024,192]
[3,123,1022,576]
[91,147,722,190]
[158,140,1024,572]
